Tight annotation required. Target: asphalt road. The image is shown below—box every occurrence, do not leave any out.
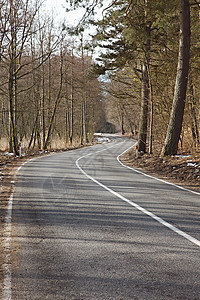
[7,136,200,299]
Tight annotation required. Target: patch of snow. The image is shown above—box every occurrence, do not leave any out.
[4,152,14,156]
[187,162,198,167]
[97,137,111,144]
[175,155,191,158]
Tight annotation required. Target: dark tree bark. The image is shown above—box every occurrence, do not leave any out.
[138,6,151,153]
[138,55,149,152]
[162,0,190,156]
[43,44,64,149]
[188,74,199,146]
[9,0,19,155]
[69,48,74,145]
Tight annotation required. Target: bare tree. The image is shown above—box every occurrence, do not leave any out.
[0,0,42,154]
[43,36,64,149]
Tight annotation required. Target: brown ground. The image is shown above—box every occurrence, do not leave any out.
[1,142,200,288]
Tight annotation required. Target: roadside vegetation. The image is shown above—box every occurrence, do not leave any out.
[1,0,200,288]
[0,0,200,211]
[0,1,200,159]
[1,1,200,193]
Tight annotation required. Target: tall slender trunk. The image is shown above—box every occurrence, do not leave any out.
[42,52,45,148]
[80,37,87,144]
[138,56,149,152]
[69,49,74,145]
[30,34,41,150]
[138,0,151,153]
[9,68,18,155]
[148,70,153,154]
[9,0,19,155]
[188,75,199,145]
[65,74,70,144]
[121,106,125,135]
[43,45,63,149]
[162,0,190,156]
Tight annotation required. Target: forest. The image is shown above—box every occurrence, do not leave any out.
[0,0,199,158]
[0,0,106,155]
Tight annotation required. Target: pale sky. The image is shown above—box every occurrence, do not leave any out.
[44,0,86,26]
[44,0,67,16]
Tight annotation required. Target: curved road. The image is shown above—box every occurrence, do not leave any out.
[4,136,200,299]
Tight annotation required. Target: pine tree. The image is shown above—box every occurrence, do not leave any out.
[162,0,190,156]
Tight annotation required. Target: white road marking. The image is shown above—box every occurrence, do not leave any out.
[117,144,200,196]
[2,194,13,300]
[2,159,29,300]
[76,142,200,248]
[1,142,120,300]
[2,139,200,300]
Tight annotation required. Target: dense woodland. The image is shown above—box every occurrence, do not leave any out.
[0,0,200,157]
[91,0,197,155]
[0,0,105,155]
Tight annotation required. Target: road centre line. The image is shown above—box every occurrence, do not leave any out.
[76,142,200,248]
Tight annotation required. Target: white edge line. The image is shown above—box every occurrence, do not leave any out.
[117,143,200,196]
[2,157,41,300]
[76,141,200,248]
[2,140,200,300]
[2,158,30,300]
[2,195,13,300]
[1,142,118,300]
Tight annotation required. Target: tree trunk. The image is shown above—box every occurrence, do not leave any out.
[121,106,125,135]
[65,75,70,144]
[162,0,190,156]
[188,75,199,145]
[28,110,39,149]
[42,52,46,148]
[138,1,151,153]
[148,85,153,154]
[148,65,153,154]
[80,38,87,144]
[69,49,74,145]
[43,44,63,149]
[9,72,19,155]
[9,0,19,155]
[138,58,149,152]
